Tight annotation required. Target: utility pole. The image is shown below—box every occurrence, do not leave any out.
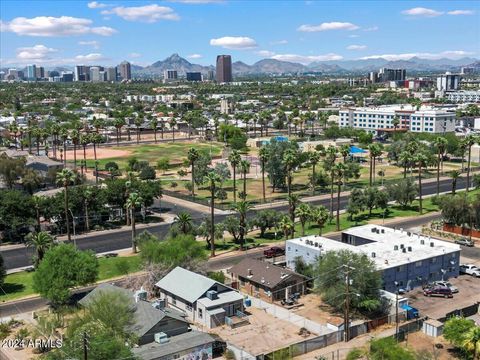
[343,264,355,342]
[83,331,89,360]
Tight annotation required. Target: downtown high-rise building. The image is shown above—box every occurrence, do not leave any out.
[106,67,118,82]
[216,55,232,83]
[26,64,37,81]
[35,66,45,79]
[74,65,90,81]
[119,61,131,80]
[164,69,178,81]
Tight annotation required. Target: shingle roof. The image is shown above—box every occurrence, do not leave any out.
[155,267,217,304]
[78,284,188,338]
[229,258,304,289]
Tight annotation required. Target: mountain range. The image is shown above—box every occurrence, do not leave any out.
[132,53,479,77]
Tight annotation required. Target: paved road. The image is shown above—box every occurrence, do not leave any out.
[0,175,470,270]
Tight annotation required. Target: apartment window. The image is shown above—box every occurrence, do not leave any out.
[397,265,405,272]
[198,308,203,319]
[415,261,422,267]
[430,257,437,264]
[172,296,176,305]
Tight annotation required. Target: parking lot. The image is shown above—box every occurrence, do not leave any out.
[408,274,480,320]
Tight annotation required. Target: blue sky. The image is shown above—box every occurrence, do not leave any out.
[1,0,479,68]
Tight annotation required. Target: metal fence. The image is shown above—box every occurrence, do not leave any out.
[438,302,479,323]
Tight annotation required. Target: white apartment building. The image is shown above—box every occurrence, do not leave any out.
[339,105,455,134]
[445,90,480,103]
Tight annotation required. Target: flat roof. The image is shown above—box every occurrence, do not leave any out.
[340,105,454,115]
[197,291,244,309]
[287,224,460,270]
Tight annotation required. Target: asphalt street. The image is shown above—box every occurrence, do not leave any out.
[0,175,470,270]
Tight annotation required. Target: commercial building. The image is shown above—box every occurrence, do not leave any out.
[286,224,460,293]
[118,61,132,80]
[105,67,117,82]
[186,72,202,81]
[26,65,37,81]
[35,66,45,79]
[437,73,461,91]
[445,90,480,103]
[60,71,74,82]
[370,68,406,83]
[74,65,90,81]
[163,70,178,82]
[89,66,104,82]
[339,104,455,134]
[207,69,215,81]
[216,55,232,83]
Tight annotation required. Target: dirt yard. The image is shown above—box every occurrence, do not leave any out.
[64,147,131,160]
[405,332,458,360]
[210,307,316,356]
[294,293,348,325]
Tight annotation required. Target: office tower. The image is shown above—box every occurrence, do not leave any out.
[119,61,131,80]
[436,73,461,91]
[35,67,45,79]
[106,67,117,82]
[89,67,102,82]
[369,72,378,83]
[207,69,215,81]
[47,70,59,78]
[378,68,406,82]
[216,55,232,83]
[61,72,74,82]
[163,70,178,81]
[7,69,18,81]
[186,72,202,81]
[26,64,37,81]
[74,65,90,81]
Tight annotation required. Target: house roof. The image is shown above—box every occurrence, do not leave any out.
[229,258,304,289]
[132,330,215,360]
[78,284,188,338]
[197,290,244,309]
[155,267,218,304]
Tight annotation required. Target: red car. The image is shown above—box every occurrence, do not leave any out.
[263,246,285,258]
[423,286,453,298]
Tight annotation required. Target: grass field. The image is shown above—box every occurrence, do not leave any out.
[0,255,143,302]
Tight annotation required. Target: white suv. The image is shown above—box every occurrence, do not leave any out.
[459,264,480,277]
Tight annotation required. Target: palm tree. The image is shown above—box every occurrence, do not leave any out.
[170,118,177,142]
[325,146,337,217]
[287,193,299,229]
[392,115,400,133]
[8,121,19,149]
[134,116,143,144]
[187,148,200,197]
[205,172,221,257]
[451,170,461,194]
[126,192,143,253]
[56,169,76,242]
[295,203,312,236]
[113,118,125,146]
[340,144,350,163]
[80,133,89,174]
[368,143,382,185]
[398,151,412,179]
[32,196,43,231]
[151,118,158,143]
[433,137,448,195]
[333,163,346,231]
[312,206,329,235]
[60,127,69,164]
[283,149,297,197]
[258,147,269,202]
[463,135,476,192]
[232,201,251,250]
[228,150,241,203]
[90,133,101,184]
[415,153,429,214]
[83,186,94,231]
[32,127,44,156]
[309,151,321,195]
[279,215,294,240]
[70,129,80,170]
[50,123,60,160]
[173,212,193,234]
[239,159,250,199]
[462,325,480,360]
[26,231,54,268]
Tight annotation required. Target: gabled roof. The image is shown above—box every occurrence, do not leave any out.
[79,284,188,338]
[230,258,304,289]
[155,267,218,304]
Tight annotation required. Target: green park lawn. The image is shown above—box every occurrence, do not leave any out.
[0,255,143,303]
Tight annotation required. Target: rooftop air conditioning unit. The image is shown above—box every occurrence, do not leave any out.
[381,229,385,234]
[371,227,377,233]
[206,290,218,300]
[154,332,169,344]
[407,232,411,236]
[430,242,434,247]
[394,245,399,250]
[152,299,166,310]
[134,287,148,303]
[315,242,319,247]
[420,239,425,245]
[371,252,376,258]
[402,248,407,253]
[408,247,412,252]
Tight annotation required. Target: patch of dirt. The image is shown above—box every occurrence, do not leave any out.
[64,147,131,160]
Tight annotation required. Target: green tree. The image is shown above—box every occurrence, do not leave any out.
[386,178,418,208]
[231,201,251,250]
[204,171,221,257]
[369,337,416,360]
[433,137,448,195]
[279,215,294,239]
[309,151,321,195]
[463,135,476,192]
[239,159,251,199]
[295,203,312,236]
[253,210,280,237]
[56,168,77,242]
[126,192,143,253]
[368,143,383,186]
[173,211,193,234]
[415,152,429,214]
[0,189,36,242]
[157,158,170,174]
[26,231,54,268]
[311,205,329,235]
[259,146,269,202]
[347,188,365,222]
[228,149,241,203]
[33,244,98,306]
[187,147,200,197]
[0,154,26,189]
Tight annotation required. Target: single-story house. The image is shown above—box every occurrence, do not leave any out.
[79,284,190,345]
[155,267,244,329]
[26,155,64,175]
[229,258,306,302]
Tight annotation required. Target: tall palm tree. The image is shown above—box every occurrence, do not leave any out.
[287,193,299,229]
[33,127,43,156]
[232,201,251,250]
[134,116,143,144]
[283,149,297,197]
[258,147,269,202]
[83,186,94,231]
[8,121,19,149]
[279,215,294,240]
[392,116,400,133]
[451,170,461,194]
[333,163,346,231]
[228,150,241,203]
[433,137,448,195]
[151,118,158,143]
[26,231,54,268]
[80,133,89,174]
[50,123,60,160]
[56,169,76,242]
[239,159,250,199]
[90,133,101,183]
[309,151,321,195]
[312,206,329,235]
[415,153,429,214]
[368,143,382,186]
[398,151,412,179]
[170,118,177,142]
[187,148,200,197]
[205,172,221,257]
[340,144,350,163]
[325,146,337,217]
[60,127,69,164]
[113,118,125,146]
[126,192,143,253]
[70,129,80,170]
[296,203,312,236]
[173,212,193,234]
[463,135,476,192]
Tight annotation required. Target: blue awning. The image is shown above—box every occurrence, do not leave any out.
[350,146,367,154]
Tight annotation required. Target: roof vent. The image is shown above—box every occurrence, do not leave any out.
[384,260,389,264]
[430,242,434,247]
[407,231,411,236]
[315,242,319,247]
[381,229,385,234]
[247,269,253,277]
[371,227,377,233]
[206,290,218,300]
[400,244,405,249]
[261,277,265,284]
[402,248,407,253]
[134,287,148,303]
[371,252,376,258]
[408,246,412,252]
[394,245,399,250]
[420,239,425,245]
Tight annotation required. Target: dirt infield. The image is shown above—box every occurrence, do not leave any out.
[64,147,131,160]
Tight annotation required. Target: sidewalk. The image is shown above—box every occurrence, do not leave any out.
[162,194,233,215]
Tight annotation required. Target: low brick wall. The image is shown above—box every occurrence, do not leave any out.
[443,224,480,238]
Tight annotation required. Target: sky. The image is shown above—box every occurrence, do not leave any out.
[1,0,479,68]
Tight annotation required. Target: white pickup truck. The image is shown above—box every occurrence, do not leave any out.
[459,264,480,277]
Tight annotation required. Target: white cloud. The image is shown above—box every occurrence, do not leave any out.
[75,53,108,62]
[401,7,443,17]
[187,53,203,59]
[270,39,288,45]
[210,36,257,50]
[0,16,116,37]
[87,1,108,9]
[447,10,475,15]
[78,40,100,49]
[16,44,58,61]
[347,45,367,51]
[102,4,179,22]
[360,50,474,61]
[129,52,142,58]
[363,26,378,32]
[168,0,224,3]
[348,34,360,38]
[256,50,276,57]
[297,22,359,32]
[271,53,343,64]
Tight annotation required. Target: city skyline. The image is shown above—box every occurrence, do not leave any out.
[1,0,479,68]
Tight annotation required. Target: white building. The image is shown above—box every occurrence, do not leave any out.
[286,224,460,292]
[437,73,461,91]
[445,90,480,103]
[339,105,455,134]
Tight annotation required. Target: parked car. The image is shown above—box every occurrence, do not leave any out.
[433,281,459,293]
[423,286,453,298]
[455,238,474,247]
[459,264,480,277]
[263,246,285,258]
